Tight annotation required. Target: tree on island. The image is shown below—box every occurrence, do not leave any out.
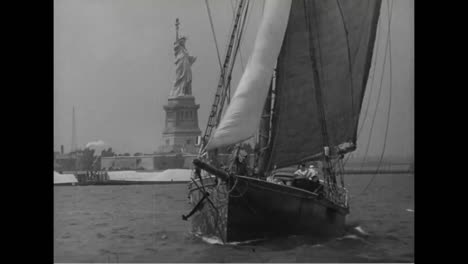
[101,148,115,157]
[77,148,96,171]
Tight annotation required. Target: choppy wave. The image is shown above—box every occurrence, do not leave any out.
[351,225,370,237]
[54,173,414,262]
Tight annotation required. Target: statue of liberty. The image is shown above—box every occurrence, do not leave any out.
[170,18,197,98]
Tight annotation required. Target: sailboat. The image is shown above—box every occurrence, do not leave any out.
[185,0,382,243]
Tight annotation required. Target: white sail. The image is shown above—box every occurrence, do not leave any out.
[206,0,291,150]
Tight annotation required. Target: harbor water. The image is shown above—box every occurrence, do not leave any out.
[54,173,414,263]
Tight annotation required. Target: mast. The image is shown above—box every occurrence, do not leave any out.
[175,18,179,41]
[303,1,337,186]
[201,0,247,162]
[256,67,277,176]
[255,79,272,175]
[71,106,77,153]
[71,106,78,173]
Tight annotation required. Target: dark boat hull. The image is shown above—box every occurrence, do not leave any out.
[188,175,349,243]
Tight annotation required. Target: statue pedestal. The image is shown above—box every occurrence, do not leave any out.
[159,95,201,153]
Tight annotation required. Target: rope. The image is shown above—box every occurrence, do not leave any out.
[343,10,383,168]
[232,0,249,72]
[205,0,223,71]
[336,0,356,136]
[310,0,329,125]
[357,0,393,174]
[194,176,227,242]
[359,0,394,196]
[305,0,328,149]
[357,20,382,137]
[344,1,384,169]
[217,0,249,114]
[352,0,372,60]
[229,0,246,71]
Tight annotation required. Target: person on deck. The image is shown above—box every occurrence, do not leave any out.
[307,164,318,180]
[267,174,283,185]
[294,164,309,179]
[231,146,249,175]
[293,164,309,189]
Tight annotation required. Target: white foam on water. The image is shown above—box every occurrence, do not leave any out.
[337,234,361,241]
[354,226,370,236]
[337,233,372,245]
[406,209,414,212]
[197,234,264,246]
[200,236,224,245]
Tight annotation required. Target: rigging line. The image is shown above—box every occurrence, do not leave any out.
[239,0,253,68]
[225,0,239,105]
[240,0,253,54]
[407,0,414,162]
[360,0,394,195]
[237,0,250,67]
[307,0,336,187]
[233,1,246,72]
[229,0,249,82]
[344,3,383,168]
[336,0,357,137]
[358,0,393,173]
[343,152,354,168]
[229,0,244,69]
[345,2,383,168]
[352,0,372,61]
[308,0,328,145]
[205,0,223,71]
[216,0,249,124]
[357,20,382,137]
[229,0,249,71]
[229,0,250,105]
[311,1,325,99]
[363,0,393,193]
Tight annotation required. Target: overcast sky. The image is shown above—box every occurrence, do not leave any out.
[54,0,413,161]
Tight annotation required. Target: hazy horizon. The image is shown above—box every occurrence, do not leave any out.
[54,0,414,162]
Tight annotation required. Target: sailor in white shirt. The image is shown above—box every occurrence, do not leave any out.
[307,164,318,179]
[294,164,309,179]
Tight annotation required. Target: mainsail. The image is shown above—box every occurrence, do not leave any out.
[205,0,381,169]
[268,0,382,168]
[205,0,292,150]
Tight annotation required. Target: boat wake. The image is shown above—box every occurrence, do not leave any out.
[192,225,371,248]
[193,233,265,246]
[351,225,370,237]
[336,234,367,242]
[332,225,372,248]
